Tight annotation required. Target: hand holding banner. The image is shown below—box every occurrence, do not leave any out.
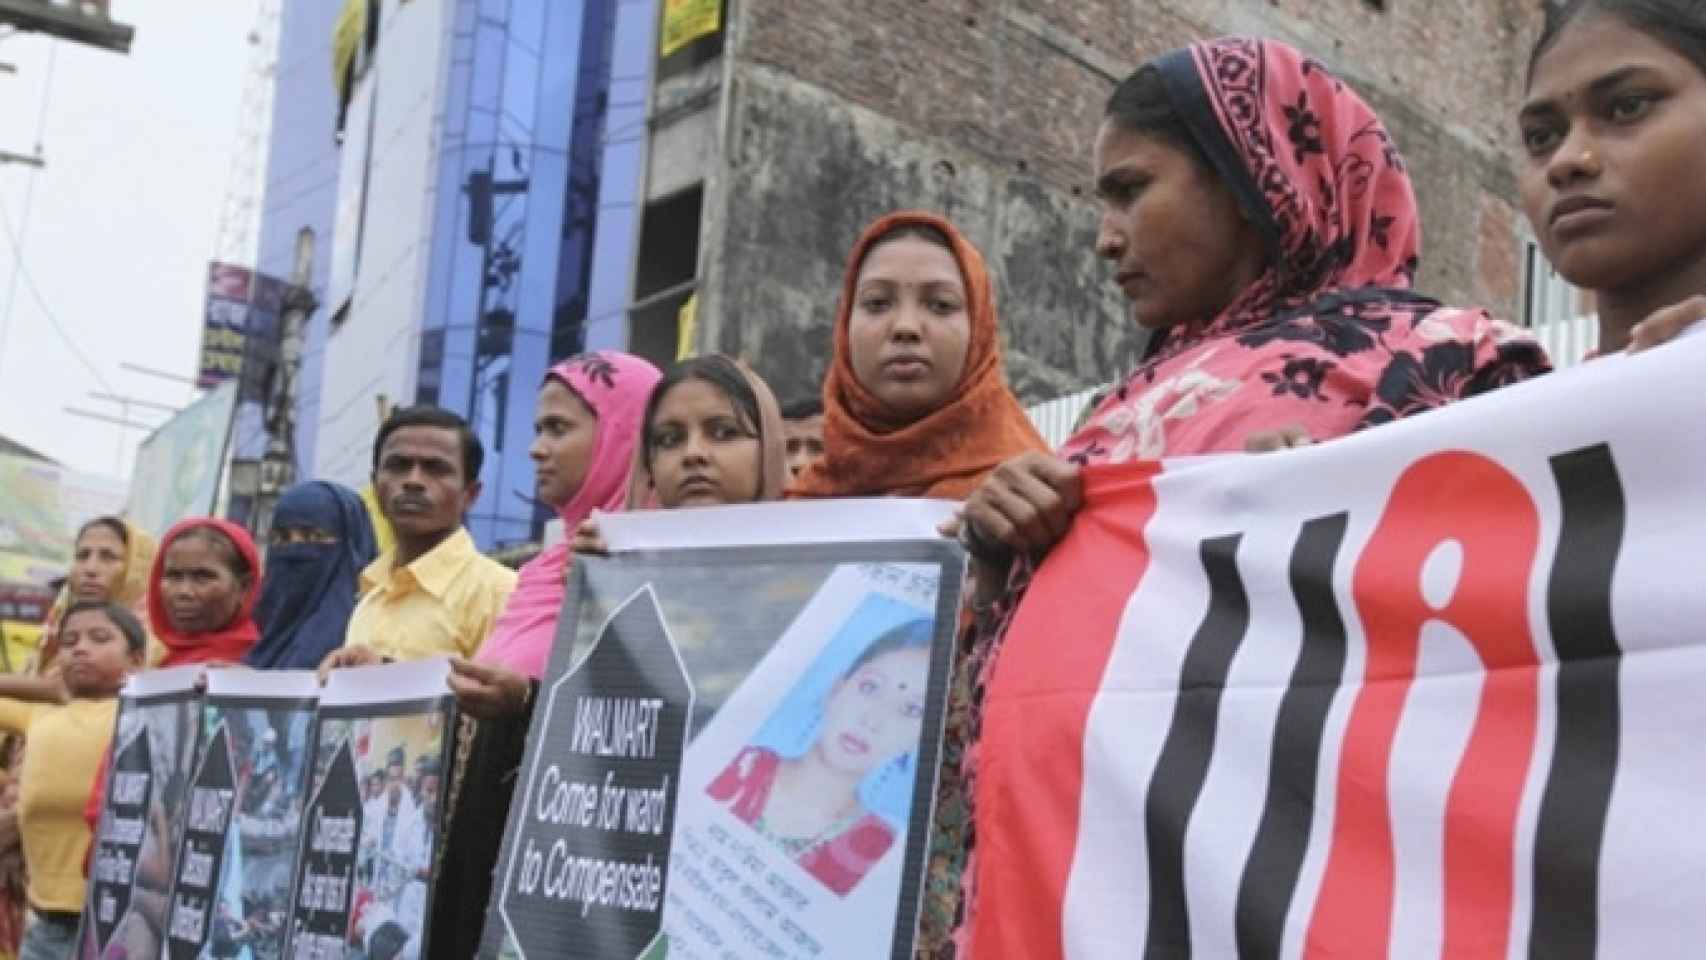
[968,334,1706,959]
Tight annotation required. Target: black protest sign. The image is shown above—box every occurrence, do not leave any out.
[77,670,204,960]
[488,584,695,959]
[166,724,237,960]
[88,730,153,952]
[286,738,362,959]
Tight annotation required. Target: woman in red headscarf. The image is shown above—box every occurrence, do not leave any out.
[939,39,1552,957]
[146,518,262,667]
[81,519,262,890]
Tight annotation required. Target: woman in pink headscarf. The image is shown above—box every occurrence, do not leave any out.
[429,351,660,960]
[460,351,661,683]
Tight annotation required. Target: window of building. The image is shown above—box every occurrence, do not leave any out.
[629,186,704,365]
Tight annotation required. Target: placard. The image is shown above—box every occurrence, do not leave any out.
[77,667,203,960]
[481,502,965,959]
[287,659,457,960]
[165,670,318,960]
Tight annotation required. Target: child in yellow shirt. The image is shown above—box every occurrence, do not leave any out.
[0,602,143,960]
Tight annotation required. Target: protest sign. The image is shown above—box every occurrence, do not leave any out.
[77,666,203,960]
[166,670,318,960]
[481,501,964,959]
[287,658,456,960]
[967,332,1706,958]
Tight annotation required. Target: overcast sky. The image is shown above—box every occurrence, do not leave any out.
[0,1,262,479]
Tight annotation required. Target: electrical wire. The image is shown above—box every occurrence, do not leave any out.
[0,194,117,394]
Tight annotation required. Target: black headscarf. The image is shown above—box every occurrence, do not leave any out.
[246,481,378,669]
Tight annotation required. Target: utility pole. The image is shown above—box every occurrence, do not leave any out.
[249,228,317,541]
[0,1,134,54]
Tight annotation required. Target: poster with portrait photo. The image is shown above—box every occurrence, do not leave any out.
[165,669,318,960]
[480,500,964,960]
[77,666,204,960]
[286,658,455,960]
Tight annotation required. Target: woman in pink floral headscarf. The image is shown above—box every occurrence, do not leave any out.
[925,38,1553,958]
[466,351,662,680]
[432,351,660,960]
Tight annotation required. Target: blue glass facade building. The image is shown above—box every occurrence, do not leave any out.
[260,0,658,550]
[254,2,345,481]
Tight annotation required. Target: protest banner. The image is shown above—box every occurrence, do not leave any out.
[77,666,204,960]
[166,670,318,960]
[481,500,965,959]
[287,658,456,960]
[967,331,1706,958]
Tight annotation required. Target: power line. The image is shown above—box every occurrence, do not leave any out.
[0,194,117,394]
[0,38,54,381]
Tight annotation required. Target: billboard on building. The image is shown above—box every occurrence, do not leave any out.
[661,0,722,58]
[328,73,376,321]
[0,453,128,591]
[127,380,238,540]
[197,261,288,396]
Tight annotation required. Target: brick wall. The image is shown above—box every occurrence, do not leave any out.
[700,0,1546,402]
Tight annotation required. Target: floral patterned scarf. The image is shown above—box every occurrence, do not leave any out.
[1060,38,1546,465]
[933,38,1551,959]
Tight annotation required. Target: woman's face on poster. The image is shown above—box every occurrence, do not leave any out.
[815,646,929,778]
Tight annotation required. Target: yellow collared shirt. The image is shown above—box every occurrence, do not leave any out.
[345,527,518,661]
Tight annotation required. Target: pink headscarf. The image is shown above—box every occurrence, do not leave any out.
[476,352,662,677]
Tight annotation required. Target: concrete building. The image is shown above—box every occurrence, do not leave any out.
[257,0,1578,547]
[652,0,1566,409]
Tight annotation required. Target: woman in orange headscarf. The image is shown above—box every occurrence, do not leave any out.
[789,211,1047,501]
[789,212,1049,956]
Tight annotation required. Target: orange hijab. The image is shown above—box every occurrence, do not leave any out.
[790,211,1047,500]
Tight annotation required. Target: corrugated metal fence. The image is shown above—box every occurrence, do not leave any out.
[1024,384,1106,450]
[1531,313,1598,369]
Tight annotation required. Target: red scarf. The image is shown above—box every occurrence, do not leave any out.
[147,518,263,667]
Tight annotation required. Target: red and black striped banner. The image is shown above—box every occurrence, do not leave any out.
[969,334,1704,959]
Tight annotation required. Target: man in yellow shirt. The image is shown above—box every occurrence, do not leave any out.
[321,406,517,667]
